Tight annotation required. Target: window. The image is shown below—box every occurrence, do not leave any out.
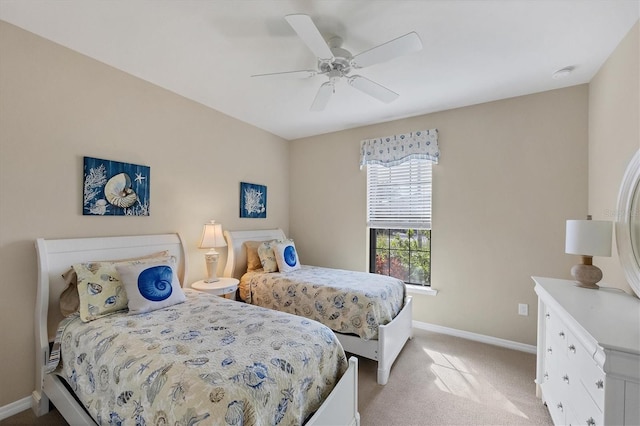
[370,228,431,285]
[367,159,432,286]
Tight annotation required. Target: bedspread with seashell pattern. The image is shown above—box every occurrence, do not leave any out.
[240,265,406,340]
[54,289,347,425]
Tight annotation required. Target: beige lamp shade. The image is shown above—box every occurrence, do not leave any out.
[199,220,226,283]
[565,219,612,257]
[199,220,227,249]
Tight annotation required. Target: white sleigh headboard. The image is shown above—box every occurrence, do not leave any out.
[34,233,187,418]
[223,229,286,279]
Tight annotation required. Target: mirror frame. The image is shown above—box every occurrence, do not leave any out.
[616,149,640,297]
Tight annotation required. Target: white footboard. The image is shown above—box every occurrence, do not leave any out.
[336,296,412,385]
[36,358,358,426]
[41,375,96,424]
[377,295,413,384]
[306,357,360,426]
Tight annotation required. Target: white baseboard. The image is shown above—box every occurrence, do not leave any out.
[0,395,31,421]
[413,320,537,354]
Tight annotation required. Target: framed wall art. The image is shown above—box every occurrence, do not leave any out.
[240,182,267,218]
[83,156,150,216]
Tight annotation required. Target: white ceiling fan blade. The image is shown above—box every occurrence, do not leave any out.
[310,82,334,111]
[348,75,399,103]
[251,70,318,79]
[285,14,334,61]
[351,32,423,68]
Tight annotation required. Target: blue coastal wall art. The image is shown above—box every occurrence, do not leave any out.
[83,156,150,216]
[240,182,267,218]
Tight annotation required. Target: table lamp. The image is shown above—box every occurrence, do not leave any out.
[199,220,227,282]
[565,215,612,289]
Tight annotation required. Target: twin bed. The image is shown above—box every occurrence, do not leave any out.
[223,229,413,386]
[34,233,359,425]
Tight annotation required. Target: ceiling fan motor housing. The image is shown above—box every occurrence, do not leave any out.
[318,46,353,76]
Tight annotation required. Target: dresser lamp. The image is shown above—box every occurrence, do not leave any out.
[565,215,612,289]
[199,220,227,283]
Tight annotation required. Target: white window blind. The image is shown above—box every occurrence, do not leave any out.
[367,159,432,229]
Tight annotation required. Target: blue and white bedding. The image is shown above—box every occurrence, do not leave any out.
[240,266,406,340]
[51,288,347,425]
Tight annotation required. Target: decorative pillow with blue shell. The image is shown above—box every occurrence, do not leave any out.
[60,250,171,320]
[257,240,279,272]
[116,258,186,314]
[73,254,172,322]
[272,239,301,273]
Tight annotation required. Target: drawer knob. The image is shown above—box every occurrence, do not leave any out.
[556,402,563,412]
[586,417,595,426]
[562,374,570,384]
[595,379,604,389]
[568,344,576,353]
[547,347,553,354]
[544,372,549,380]
[558,331,565,338]
[545,313,550,319]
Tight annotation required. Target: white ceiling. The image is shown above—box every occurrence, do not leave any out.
[1,0,638,140]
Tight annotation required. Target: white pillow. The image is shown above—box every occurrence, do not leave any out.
[273,239,301,273]
[116,259,185,314]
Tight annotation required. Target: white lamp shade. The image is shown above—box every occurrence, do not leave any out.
[199,220,227,249]
[565,219,612,257]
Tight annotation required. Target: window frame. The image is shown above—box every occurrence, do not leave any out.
[366,159,433,287]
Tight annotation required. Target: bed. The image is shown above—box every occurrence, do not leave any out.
[33,233,359,426]
[223,229,413,385]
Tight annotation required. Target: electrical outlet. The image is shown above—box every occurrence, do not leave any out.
[518,303,528,316]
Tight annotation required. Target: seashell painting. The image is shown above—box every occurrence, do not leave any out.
[104,173,137,208]
[83,157,150,216]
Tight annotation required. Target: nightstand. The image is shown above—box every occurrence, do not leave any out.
[191,277,239,299]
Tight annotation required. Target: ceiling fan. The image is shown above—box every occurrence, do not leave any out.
[252,14,423,111]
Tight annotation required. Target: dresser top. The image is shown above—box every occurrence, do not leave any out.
[533,276,640,355]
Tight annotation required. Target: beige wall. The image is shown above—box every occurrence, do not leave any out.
[291,85,589,346]
[589,22,639,294]
[0,21,289,407]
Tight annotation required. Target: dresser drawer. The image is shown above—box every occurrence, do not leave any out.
[565,334,605,410]
[546,309,569,350]
[567,384,603,426]
[576,352,605,411]
[540,381,566,426]
[555,364,603,426]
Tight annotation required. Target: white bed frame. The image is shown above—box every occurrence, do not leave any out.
[34,233,359,426]
[224,228,413,385]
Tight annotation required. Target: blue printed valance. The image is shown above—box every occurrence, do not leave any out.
[360,129,439,168]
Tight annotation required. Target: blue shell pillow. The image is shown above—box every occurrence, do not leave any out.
[273,239,301,273]
[116,258,186,314]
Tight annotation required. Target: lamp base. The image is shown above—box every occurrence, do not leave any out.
[204,250,220,283]
[571,257,602,289]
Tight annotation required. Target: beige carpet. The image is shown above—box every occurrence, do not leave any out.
[357,328,552,426]
[1,329,552,426]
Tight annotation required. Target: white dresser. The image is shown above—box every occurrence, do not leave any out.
[533,277,640,426]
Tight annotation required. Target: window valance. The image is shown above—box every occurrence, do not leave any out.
[359,129,439,168]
